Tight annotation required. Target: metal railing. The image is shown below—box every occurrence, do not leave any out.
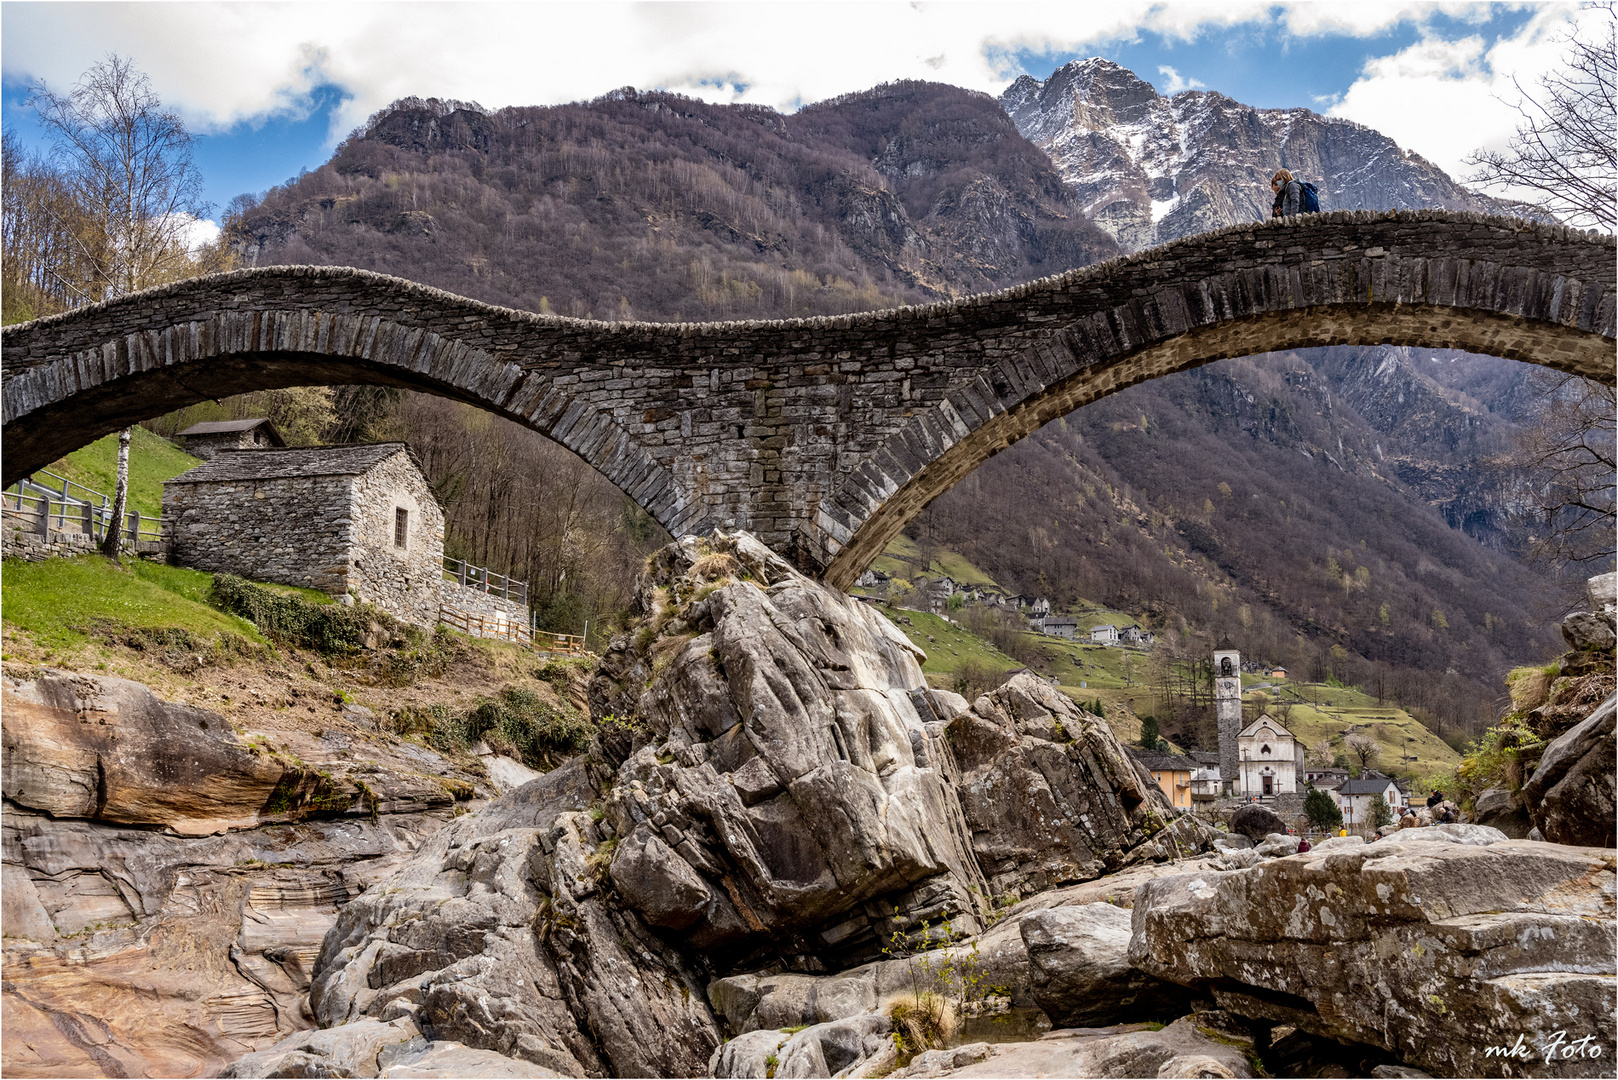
[442,556,527,607]
[4,476,164,545]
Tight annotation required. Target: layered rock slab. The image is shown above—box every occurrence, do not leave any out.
[1129,835,1617,1077]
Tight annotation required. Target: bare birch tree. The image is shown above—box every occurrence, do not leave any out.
[27,55,212,561]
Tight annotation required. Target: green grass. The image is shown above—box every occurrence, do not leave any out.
[879,608,1023,681]
[1,555,264,651]
[1244,680,1458,776]
[870,536,1001,592]
[31,426,202,518]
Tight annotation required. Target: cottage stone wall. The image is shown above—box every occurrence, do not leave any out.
[163,474,354,595]
[183,429,271,461]
[349,451,445,626]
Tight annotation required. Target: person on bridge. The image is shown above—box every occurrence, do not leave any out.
[1271,169,1304,218]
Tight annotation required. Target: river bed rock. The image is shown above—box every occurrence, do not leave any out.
[1129,835,1617,1077]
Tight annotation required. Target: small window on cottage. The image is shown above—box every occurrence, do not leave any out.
[394,507,408,548]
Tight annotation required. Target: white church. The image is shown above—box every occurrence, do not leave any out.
[1215,645,1302,798]
[1237,715,1301,797]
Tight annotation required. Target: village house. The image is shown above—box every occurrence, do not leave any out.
[1188,751,1223,802]
[1130,749,1199,808]
[1119,624,1154,646]
[1043,616,1079,639]
[1304,766,1350,791]
[176,418,285,461]
[1030,597,1051,617]
[1236,715,1301,797]
[163,442,527,633]
[1270,666,1289,679]
[1089,623,1119,646]
[1335,773,1406,830]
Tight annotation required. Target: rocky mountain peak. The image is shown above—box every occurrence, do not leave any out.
[1000,60,1523,252]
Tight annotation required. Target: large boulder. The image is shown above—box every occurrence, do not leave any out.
[889,1015,1255,1078]
[1228,803,1287,842]
[946,675,1174,898]
[590,532,991,965]
[707,860,1211,1036]
[1561,571,1617,653]
[1470,788,1533,838]
[2,669,284,834]
[1019,902,1197,1026]
[1522,694,1616,848]
[305,758,719,1079]
[1129,836,1617,1077]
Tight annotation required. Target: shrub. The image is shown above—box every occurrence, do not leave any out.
[211,574,373,654]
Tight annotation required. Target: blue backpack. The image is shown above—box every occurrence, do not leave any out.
[1298,181,1321,213]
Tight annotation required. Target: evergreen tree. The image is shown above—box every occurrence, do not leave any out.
[1304,784,1343,832]
[1140,714,1160,749]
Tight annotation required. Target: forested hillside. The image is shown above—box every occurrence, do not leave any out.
[211,76,1572,740]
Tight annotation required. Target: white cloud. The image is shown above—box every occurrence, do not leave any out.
[2,0,1512,146]
[1327,3,1588,187]
[182,215,221,252]
[1156,65,1205,94]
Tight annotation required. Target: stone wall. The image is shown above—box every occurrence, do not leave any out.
[2,506,164,561]
[163,474,354,595]
[440,579,529,632]
[8,211,1612,584]
[348,452,445,627]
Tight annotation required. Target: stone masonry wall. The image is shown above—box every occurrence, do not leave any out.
[163,474,354,595]
[9,211,1612,584]
[348,451,445,627]
[439,580,530,634]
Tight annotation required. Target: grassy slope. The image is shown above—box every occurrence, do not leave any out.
[34,427,202,518]
[2,556,265,651]
[860,539,1457,775]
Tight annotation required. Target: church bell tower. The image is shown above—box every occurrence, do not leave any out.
[1213,641,1242,796]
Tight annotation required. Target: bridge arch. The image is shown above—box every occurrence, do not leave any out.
[4,210,1612,586]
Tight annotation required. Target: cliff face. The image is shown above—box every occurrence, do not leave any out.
[1001,58,1526,252]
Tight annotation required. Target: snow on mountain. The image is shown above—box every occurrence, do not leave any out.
[1001,58,1525,252]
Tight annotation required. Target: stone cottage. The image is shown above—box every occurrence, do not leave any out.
[176,418,285,461]
[164,444,448,626]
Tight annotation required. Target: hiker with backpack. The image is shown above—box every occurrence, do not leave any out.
[1270,169,1320,217]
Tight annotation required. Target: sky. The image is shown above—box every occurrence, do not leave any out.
[0,1,1594,240]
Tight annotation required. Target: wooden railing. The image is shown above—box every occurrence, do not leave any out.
[437,605,586,655]
[438,605,533,647]
[533,630,586,656]
[442,556,527,607]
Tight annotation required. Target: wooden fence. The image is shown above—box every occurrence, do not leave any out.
[437,604,587,655]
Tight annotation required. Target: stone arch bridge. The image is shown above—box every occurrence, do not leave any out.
[4,210,1613,588]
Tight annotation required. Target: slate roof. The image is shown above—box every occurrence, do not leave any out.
[1130,749,1199,771]
[178,418,281,437]
[1337,776,1399,795]
[165,443,411,484]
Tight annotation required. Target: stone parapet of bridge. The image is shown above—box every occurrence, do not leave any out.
[4,210,1613,587]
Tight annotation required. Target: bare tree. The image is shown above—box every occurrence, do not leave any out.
[1343,733,1381,774]
[1466,3,1616,230]
[28,54,211,299]
[1510,371,1616,575]
[28,55,213,561]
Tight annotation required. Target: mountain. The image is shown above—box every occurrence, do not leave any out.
[227,74,1561,738]
[1001,58,1528,252]
[236,82,1118,321]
